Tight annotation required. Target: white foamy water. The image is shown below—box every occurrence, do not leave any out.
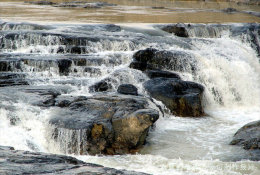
[0,23,259,174]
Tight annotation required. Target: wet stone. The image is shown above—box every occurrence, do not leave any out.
[230,120,260,151]
[144,78,204,117]
[130,48,197,73]
[0,145,148,174]
[161,24,189,37]
[117,84,138,96]
[49,94,159,155]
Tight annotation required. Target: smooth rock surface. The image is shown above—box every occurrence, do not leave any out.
[130,48,196,73]
[117,84,138,95]
[144,78,204,117]
[0,145,148,175]
[230,120,260,150]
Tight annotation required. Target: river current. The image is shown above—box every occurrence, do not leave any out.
[0,1,260,175]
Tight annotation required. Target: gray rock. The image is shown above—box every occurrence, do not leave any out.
[130,48,196,73]
[230,120,260,150]
[144,78,204,117]
[161,24,189,37]
[117,84,138,96]
[49,94,159,155]
[0,145,148,174]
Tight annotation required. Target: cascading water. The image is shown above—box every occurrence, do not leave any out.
[0,21,259,175]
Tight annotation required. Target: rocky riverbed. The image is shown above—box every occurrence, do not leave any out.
[0,0,260,174]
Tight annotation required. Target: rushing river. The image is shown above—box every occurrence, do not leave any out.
[0,0,260,175]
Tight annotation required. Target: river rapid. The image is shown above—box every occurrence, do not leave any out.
[0,1,260,175]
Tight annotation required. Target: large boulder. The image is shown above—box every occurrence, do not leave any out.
[49,94,159,155]
[0,146,148,175]
[230,120,260,150]
[130,48,196,73]
[143,78,204,117]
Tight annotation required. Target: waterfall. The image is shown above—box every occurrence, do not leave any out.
[0,21,259,174]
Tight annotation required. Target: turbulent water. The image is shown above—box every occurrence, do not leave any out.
[0,20,260,175]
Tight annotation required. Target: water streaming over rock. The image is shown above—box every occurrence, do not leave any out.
[0,21,259,174]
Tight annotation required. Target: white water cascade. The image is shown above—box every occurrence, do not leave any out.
[0,22,259,175]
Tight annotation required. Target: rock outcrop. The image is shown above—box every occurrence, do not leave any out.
[130,48,196,73]
[49,94,159,155]
[230,120,260,150]
[0,146,148,175]
[144,78,204,117]
[130,48,204,117]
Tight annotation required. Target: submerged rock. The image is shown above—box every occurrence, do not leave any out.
[0,145,148,174]
[49,94,159,155]
[230,120,260,150]
[117,84,138,96]
[144,78,204,117]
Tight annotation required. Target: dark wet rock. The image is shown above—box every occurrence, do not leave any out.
[156,23,231,38]
[89,79,113,92]
[151,6,166,9]
[230,120,260,151]
[117,84,138,96]
[222,8,237,13]
[68,46,87,54]
[25,1,56,5]
[0,145,148,174]
[145,69,181,79]
[161,24,189,37]
[49,94,159,155]
[130,48,196,73]
[57,59,72,76]
[144,78,204,117]
[0,60,22,72]
[0,73,29,87]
